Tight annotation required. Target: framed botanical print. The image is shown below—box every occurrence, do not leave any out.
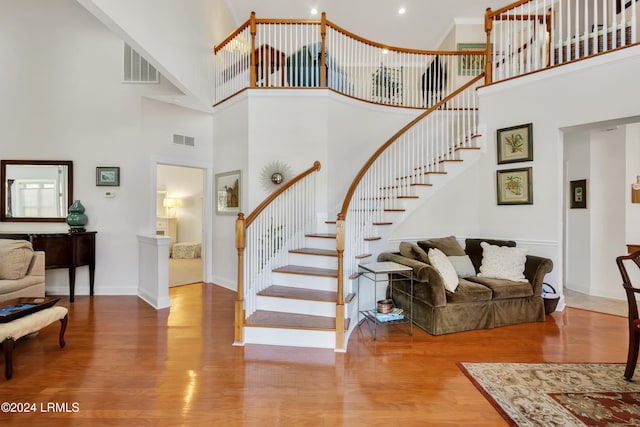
[497,167,533,205]
[215,170,241,215]
[497,123,533,164]
[570,179,587,209]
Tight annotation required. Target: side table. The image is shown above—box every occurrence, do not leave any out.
[358,261,413,340]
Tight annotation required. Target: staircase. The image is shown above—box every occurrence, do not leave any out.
[238,130,484,350]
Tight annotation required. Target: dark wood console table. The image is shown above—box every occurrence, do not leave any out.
[0,231,96,302]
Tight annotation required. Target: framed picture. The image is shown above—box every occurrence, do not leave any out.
[497,123,533,164]
[570,179,587,209]
[96,166,120,186]
[497,167,533,205]
[457,43,487,76]
[216,170,241,215]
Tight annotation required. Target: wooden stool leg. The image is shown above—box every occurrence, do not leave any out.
[3,338,15,380]
[59,314,68,348]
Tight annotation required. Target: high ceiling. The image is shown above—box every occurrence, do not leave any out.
[225,0,514,50]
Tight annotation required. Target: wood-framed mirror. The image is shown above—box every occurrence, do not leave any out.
[1,160,73,222]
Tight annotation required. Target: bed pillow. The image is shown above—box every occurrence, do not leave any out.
[448,255,477,278]
[0,239,34,280]
[418,235,466,256]
[428,248,459,292]
[399,242,430,264]
[478,242,528,282]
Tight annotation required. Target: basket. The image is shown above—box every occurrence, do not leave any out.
[542,283,560,315]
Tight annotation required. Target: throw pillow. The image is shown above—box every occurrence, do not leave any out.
[448,255,476,278]
[418,235,466,256]
[478,242,528,282]
[428,248,459,292]
[399,241,430,264]
[0,239,34,280]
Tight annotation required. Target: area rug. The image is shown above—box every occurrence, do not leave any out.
[459,363,640,426]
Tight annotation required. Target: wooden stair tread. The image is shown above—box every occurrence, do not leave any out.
[246,310,351,331]
[372,222,392,226]
[258,285,337,302]
[364,237,381,241]
[289,247,338,257]
[355,253,372,259]
[305,233,336,239]
[273,265,338,277]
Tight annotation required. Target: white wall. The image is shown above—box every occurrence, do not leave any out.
[0,0,213,297]
[77,0,236,110]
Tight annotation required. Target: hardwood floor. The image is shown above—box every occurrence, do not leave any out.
[1,283,628,426]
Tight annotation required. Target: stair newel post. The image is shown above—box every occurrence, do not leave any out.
[320,12,327,88]
[484,8,493,84]
[546,8,553,67]
[234,213,246,345]
[335,215,345,350]
[250,11,257,87]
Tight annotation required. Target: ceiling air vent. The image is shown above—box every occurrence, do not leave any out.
[173,134,195,147]
[123,43,159,83]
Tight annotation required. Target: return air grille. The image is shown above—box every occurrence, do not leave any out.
[123,43,159,83]
[173,134,195,147]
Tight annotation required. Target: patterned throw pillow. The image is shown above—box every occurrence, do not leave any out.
[428,248,459,292]
[478,242,528,282]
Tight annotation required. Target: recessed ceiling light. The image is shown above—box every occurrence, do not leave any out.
[398,7,406,15]
[311,8,318,15]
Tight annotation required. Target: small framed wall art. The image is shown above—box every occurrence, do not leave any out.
[457,43,487,76]
[497,167,533,205]
[497,123,533,164]
[215,170,241,215]
[570,179,587,209]
[96,166,120,186]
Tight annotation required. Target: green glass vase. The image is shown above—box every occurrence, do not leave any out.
[66,200,88,232]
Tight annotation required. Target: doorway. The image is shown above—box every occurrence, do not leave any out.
[156,164,205,287]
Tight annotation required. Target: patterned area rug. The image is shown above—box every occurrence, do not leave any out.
[459,363,640,426]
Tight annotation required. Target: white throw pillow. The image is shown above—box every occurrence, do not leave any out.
[428,248,459,292]
[448,255,476,278]
[478,242,528,282]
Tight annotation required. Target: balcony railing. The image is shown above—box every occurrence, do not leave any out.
[214,13,485,108]
[485,0,639,83]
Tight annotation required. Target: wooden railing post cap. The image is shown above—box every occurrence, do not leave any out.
[314,160,321,171]
[237,212,245,220]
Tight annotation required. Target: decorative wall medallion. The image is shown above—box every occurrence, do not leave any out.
[260,161,292,192]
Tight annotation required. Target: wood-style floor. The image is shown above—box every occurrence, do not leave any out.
[1,283,628,426]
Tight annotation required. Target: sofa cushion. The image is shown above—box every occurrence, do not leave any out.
[466,276,534,299]
[0,239,34,280]
[446,279,493,303]
[399,242,430,264]
[428,248,459,292]
[448,255,476,278]
[478,242,528,282]
[465,238,517,272]
[418,235,465,256]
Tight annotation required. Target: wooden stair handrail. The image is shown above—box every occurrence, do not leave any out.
[244,161,321,228]
[337,73,485,220]
[214,19,251,53]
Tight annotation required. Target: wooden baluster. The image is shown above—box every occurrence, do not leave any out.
[321,12,327,88]
[234,213,246,345]
[335,216,345,351]
[250,12,257,87]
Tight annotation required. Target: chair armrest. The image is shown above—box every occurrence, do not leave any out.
[26,251,45,277]
[377,252,447,307]
[524,255,553,296]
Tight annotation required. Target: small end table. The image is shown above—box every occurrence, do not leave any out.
[358,262,413,340]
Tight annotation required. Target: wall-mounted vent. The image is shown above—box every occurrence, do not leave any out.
[124,43,159,83]
[173,134,195,147]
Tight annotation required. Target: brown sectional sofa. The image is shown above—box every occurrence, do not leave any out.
[377,237,553,335]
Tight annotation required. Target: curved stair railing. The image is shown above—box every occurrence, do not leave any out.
[334,74,485,346]
[234,161,321,345]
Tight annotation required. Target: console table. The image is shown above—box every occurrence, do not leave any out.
[0,231,96,302]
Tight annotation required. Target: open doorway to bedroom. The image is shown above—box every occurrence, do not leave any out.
[157,164,205,287]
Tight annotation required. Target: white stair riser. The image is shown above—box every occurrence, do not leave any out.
[244,326,336,349]
[272,272,337,292]
[289,252,337,269]
[304,237,336,250]
[256,295,337,317]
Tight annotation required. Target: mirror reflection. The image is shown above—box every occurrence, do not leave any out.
[1,160,73,222]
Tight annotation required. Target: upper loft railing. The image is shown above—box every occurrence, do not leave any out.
[485,0,639,83]
[213,12,485,108]
[234,161,321,345]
